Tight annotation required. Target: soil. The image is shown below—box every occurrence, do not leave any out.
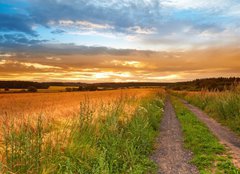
[181,99,240,168]
[151,97,199,174]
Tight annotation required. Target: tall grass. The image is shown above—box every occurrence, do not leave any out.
[0,92,164,174]
[172,97,240,174]
[173,86,240,135]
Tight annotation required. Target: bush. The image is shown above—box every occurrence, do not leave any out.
[78,86,85,91]
[65,87,72,92]
[85,86,98,91]
[4,88,9,91]
[27,86,38,92]
[65,87,79,92]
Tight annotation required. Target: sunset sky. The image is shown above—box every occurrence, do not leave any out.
[0,0,240,82]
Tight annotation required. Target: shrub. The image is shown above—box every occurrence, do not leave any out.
[4,88,9,91]
[27,86,38,92]
[85,86,98,91]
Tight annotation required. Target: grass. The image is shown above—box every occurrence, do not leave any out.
[172,96,240,174]
[172,86,240,135]
[0,91,164,174]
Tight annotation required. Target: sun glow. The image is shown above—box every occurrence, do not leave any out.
[95,72,132,79]
[110,60,145,68]
[147,74,181,81]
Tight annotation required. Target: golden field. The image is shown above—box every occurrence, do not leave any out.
[0,88,165,173]
[0,88,158,136]
[0,88,156,116]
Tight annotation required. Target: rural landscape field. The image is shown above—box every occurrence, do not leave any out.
[1,0,240,173]
[0,81,240,173]
[0,88,165,173]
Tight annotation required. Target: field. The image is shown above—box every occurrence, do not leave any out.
[0,88,165,173]
[0,88,156,124]
[1,87,240,174]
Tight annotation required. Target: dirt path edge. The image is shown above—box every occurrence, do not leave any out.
[180,99,240,169]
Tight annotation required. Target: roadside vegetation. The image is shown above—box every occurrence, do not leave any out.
[172,85,240,135]
[0,91,165,174]
[172,97,240,174]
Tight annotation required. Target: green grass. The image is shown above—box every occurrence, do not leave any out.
[0,93,164,174]
[172,87,240,135]
[172,96,240,174]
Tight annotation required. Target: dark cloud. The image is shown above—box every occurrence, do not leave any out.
[25,0,228,36]
[27,0,163,33]
[0,41,154,56]
[0,0,240,60]
[0,33,48,49]
[0,13,36,36]
[51,29,66,34]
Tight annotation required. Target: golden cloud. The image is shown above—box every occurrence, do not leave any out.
[0,46,239,82]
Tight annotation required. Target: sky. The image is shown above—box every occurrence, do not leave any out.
[0,0,240,82]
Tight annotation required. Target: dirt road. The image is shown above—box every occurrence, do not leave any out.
[151,97,198,174]
[181,99,240,168]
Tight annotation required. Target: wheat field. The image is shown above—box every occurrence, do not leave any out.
[0,88,165,173]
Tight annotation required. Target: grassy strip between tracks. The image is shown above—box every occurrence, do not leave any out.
[172,96,240,174]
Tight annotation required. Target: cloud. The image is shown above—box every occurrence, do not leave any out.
[1,0,240,50]
[0,53,15,57]
[51,29,65,34]
[48,19,115,36]
[0,59,61,70]
[45,56,61,61]
[146,74,180,81]
[0,13,37,36]
[0,33,48,49]
[0,45,239,82]
[27,0,163,34]
[0,42,154,56]
[160,0,231,10]
[127,26,156,35]
[1,0,240,83]
[226,4,240,17]
[56,20,113,30]
[109,60,145,68]
[21,62,61,70]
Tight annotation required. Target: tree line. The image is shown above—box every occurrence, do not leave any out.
[167,77,240,91]
[0,77,239,92]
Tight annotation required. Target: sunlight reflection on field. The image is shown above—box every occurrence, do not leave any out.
[0,88,158,136]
